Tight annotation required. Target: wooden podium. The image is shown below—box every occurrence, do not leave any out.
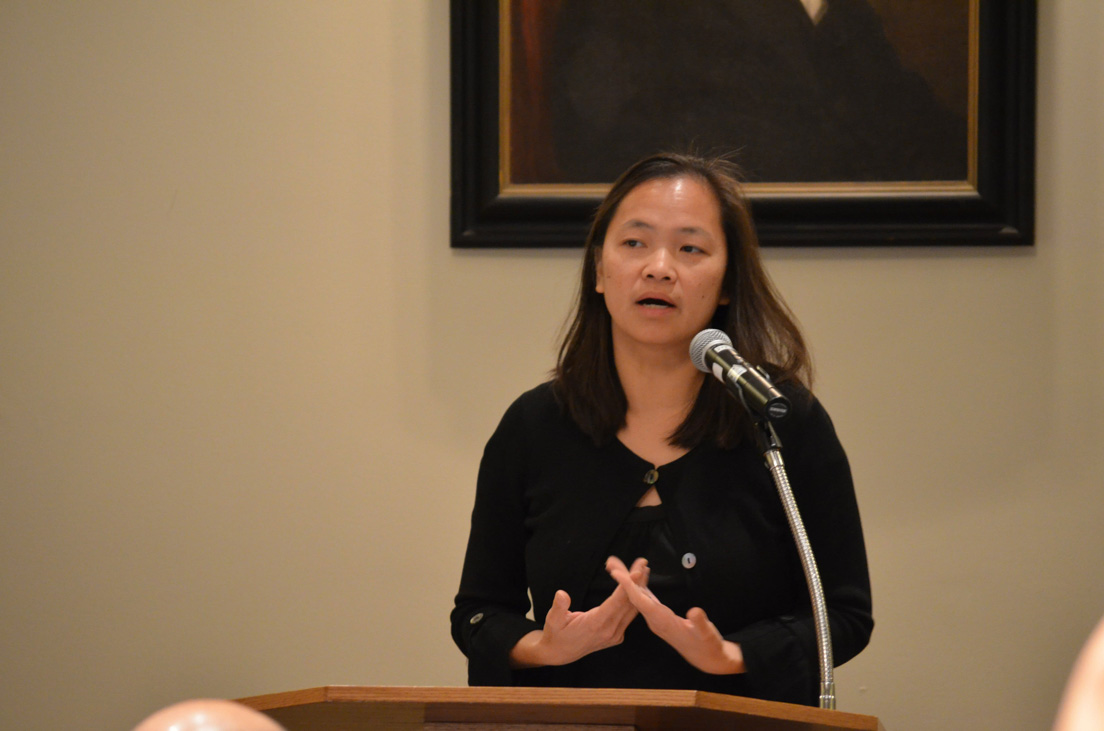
[238,686,886,731]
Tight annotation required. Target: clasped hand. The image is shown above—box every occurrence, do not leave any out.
[606,555,745,675]
[509,557,648,669]
[509,556,744,675]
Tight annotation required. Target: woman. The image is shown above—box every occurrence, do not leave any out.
[450,153,872,705]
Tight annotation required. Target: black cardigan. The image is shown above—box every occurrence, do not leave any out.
[451,382,872,705]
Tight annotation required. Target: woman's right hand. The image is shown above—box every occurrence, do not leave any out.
[508,557,649,668]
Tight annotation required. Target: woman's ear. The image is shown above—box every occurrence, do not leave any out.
[595,255,605,294]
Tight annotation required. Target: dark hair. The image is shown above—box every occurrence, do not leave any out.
[552,152,811,449]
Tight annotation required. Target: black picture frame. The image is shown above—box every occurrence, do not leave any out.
[450,1,1035,248]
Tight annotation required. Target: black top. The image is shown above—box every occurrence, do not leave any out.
[451,382,872,705]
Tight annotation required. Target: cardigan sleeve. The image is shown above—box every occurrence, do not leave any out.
[450,394,541,686]
[726,390,874,705]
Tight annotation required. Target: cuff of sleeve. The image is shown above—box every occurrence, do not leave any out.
[728,615,816,705]
[466,611,541,686]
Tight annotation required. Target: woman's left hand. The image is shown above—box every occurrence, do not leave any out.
[606,555,746,675]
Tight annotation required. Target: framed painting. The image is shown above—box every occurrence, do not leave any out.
[450,0,1035,248]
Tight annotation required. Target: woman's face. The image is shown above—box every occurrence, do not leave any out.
[596,175,729,356]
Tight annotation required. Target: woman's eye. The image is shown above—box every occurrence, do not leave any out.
[681,244,703,254]
[624,239,644,248]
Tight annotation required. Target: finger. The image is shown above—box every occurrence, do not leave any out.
[608,556,649,587]
[605,555,629,578]
[609,574,644,609]
[687,607,716,637]
[606,559,640,597]
[546,589,572,628]
[623,580,663,615]
[595,573,636,611]
[598,580,628,610]
[607,589,640,633]
[586,583,638,639]
[606,558,646,599]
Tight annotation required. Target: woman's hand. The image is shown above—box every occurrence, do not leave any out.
[606,555,746,675]
[509,557,648,669]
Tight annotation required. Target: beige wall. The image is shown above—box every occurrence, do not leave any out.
[1,2,1101,729]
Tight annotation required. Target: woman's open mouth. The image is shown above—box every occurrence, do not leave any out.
[637,297,675,308]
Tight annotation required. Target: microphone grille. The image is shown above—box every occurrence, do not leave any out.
[689,329,732,373]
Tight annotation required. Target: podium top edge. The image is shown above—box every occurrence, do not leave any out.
[237,685,883,730]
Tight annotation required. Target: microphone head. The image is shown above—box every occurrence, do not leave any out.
[690,329,732,373]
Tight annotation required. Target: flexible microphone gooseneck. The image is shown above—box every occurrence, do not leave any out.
[690,328,836,709]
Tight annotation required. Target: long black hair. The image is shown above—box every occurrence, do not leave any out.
[553,152,812,448]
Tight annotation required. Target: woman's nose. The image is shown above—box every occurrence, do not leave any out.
[643,248,675,280]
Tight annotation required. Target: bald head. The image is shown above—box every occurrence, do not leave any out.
[133,699,285,731]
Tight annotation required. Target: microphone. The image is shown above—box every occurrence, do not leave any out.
[689,329,791,421]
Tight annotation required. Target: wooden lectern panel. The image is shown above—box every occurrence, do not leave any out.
[238,686,886,731]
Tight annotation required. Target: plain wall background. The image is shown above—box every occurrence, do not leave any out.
[2,2,1101,729]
